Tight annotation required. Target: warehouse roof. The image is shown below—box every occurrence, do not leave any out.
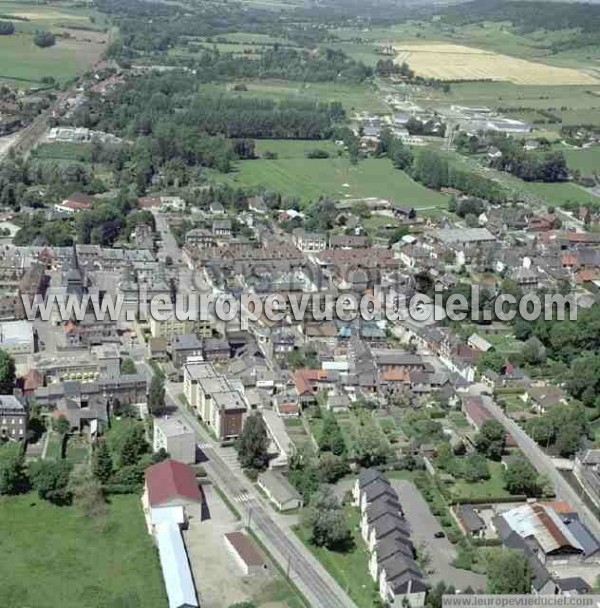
[501,503,583,555]
[155,523,198,608]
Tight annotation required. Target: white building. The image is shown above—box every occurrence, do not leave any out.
[153,417,196,464]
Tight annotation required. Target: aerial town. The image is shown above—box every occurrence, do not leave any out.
[0,0,600,607]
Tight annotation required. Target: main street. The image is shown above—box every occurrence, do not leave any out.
[482,396,600,539]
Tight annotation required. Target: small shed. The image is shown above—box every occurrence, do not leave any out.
[257,470,303,512]
[225,531,267,575]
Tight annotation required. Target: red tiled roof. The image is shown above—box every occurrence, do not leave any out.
[23,369,43,391]
[225,532,265,567]
[541,500,573,514]
[293,368,326,395]
[66,192,93,206]
[576,269,600,283]
[145,459,204,507]
[562,254,578,267]
[463,397,515,445]
[463,397,490,428]
[277,402,300,415]
[381,369,410,383]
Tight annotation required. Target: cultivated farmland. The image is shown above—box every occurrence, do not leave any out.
[393,43,599,86]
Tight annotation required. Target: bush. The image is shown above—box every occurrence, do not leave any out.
[102,483,140,494]
[111,463,145,486]
[0,20,15,35]
[306,149,331,159]
[446,531,462,544]
[34,30,55,48]
[244,468,259,482]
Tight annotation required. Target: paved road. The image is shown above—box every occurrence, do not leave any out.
[159,379,356,608]
[153,211,182,265]
[481,396,600,538]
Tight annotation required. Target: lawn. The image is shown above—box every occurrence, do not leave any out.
[450,461,510,500]
[0,493,167,608]
[214,157,450,207]
[296,507,376,608]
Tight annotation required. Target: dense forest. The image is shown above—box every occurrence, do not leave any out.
[71,72,345,141]
[174,47,372,84]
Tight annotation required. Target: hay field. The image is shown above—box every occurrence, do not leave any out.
[393,43,598,85]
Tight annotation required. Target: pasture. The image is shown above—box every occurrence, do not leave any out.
[393,42,598,86]
[215,154,450,207]
[0,0,109,86]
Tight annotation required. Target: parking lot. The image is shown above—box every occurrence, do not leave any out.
[392,479,487,590]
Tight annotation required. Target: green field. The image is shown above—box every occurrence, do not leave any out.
[215,155,450,207]
[254,139,341,159]
[0,1,109,85]
[0,493,167,608]
[32,142,94,162]
[563,147,600,174]
[515,180,600,206]
[201,79,388,114]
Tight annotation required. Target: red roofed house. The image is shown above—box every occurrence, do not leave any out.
[293,368,325,407]
[55,192,94,215]
[463,396,490,430]
[142,459,205,527]
[462,396,516,447]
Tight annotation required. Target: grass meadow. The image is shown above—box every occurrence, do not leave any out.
[0,493,166,608]
[214,147,449,207]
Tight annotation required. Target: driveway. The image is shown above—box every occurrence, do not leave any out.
[392,479,486,591]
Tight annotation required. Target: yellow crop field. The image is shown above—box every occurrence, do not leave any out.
[393,43,599,86]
